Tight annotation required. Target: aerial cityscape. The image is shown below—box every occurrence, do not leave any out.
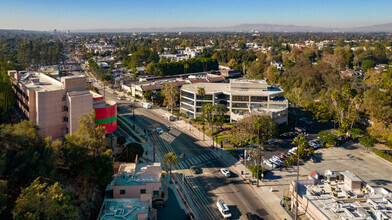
[1,1,392,220]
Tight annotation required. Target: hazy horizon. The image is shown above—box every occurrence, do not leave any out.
[1,0,392,31]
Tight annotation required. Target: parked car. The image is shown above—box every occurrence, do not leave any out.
[220,168,231,177]
[163,125,171,130]
[277,154,286,160]
[190,166,201,174]
[126,98,132,101]
[156,127,163,135]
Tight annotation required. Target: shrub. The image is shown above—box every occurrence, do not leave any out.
[247,165,267,180]
[359,136,375,150]
[374,150,392,163]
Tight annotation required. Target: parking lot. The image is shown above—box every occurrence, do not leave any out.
[262,142,392,199]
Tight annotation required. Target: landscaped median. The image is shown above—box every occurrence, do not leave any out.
[117,117,148,143]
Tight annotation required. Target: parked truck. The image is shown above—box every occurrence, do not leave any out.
[162,112,175,121]
[142,102,151,109]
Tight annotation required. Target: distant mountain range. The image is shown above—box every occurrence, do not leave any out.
[3,23,392,33]
[70,23,392,33]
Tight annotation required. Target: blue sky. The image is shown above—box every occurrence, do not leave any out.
[0,0,391,31]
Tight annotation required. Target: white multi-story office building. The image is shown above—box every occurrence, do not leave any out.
[180,79,288,124]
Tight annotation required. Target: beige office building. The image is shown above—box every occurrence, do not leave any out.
[8,70,115,138]
[180,79,288,124]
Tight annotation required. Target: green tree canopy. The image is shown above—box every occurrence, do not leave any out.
[12,178,75,220]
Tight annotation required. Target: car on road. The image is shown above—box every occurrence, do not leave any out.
[156,127,163,135]
[246,212,255,220]
[126,98,131,101]
[310,155,318,163]
[186,213,195,220]
[220,168,231,177]
[163,125,171,130]
[152,199,164,208]
[117,96,122,100]
[190,166,201,174]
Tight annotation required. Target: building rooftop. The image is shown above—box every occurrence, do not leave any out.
[19,72,63,92]
[113,163,162,186]
[295,170,392,220]
[181,79,284,96]
[98,198,149,220]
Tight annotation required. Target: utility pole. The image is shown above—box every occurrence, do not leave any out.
[152,131,156,162]
[149,124,157,163]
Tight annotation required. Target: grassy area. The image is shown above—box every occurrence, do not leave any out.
[223,146,237,151]
[374,150,392,163]
[117,119,143,143]
[118,117,148,142]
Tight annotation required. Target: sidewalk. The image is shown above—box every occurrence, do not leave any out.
[174,119,293,220]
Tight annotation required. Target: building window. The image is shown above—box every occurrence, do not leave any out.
[196,94,212,100]
[62,116,68,122]
[140,189,146,194]
[153,190,159,197]
[232,103,248,108]
[62,95,66,101]
[251,96,268,102]
[120,190,126,195]
[181,90,194,99]
[63,106,68,112]
[232,95,249,102]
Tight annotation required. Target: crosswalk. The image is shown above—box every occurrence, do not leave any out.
[177,152,218,169]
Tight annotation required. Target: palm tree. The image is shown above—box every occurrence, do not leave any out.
[102,80,109,98]
[198,87,206,139]
[351,94,363,129]
[253,118,263,144]
[331,90,342,126]
[184,62,189,74]
[292,136,307,220]
[163,152,178,183]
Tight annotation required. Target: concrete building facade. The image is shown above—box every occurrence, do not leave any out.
[180,79,288,124]
[8,70,116,138]
[290,170,392,220]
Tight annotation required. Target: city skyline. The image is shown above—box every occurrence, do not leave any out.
[1,0,392,31]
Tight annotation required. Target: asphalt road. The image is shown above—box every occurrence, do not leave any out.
[83,65,275,220]
[115,100,274,220]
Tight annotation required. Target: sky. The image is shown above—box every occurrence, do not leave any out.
[0,0,392,31]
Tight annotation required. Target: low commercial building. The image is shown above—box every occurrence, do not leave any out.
[180,79,288,124]
[131,72,224,98]
[98,198,150,220]
[107,162,163,202]
[290,170,392,220]
[8,70,116,138]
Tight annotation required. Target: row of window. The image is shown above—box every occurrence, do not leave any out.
[119,189,160,197]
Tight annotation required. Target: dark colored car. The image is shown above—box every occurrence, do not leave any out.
[246,212,255,220]
[186,212,195,220]
[152,199,164,208]
[190,166,201,174]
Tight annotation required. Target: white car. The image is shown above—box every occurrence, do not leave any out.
[117,96,122,100]
[220,168,231,177]
[126,98,131,101]
[156,127,163,135]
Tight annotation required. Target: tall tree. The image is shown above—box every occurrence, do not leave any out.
[12,178,75,220]
[163,152,178,183]
[162,83,179,114]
